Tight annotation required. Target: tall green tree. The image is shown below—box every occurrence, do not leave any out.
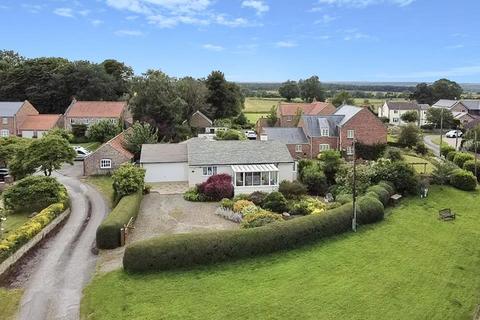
[426,108,456,129]
[299,76,325,102]
[86,119,121,143]
[431,78,463,101]
[266,106,278,126]
[400,110,419,123]
[124,121,159,154]
[331,91,354,107]
[27,135,76,176]
[278,80,299,101]
[410,83,434,104]
[206,71,244,119]
[177,77,209,119]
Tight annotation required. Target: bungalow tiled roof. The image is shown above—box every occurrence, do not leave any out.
[279,101,333,116]
[65,101,127,118]
[262,127,308,144]
[19,114,62,131]
[385,101,420,111]
[86,130,134,161]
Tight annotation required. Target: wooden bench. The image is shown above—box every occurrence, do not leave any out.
[390,194,402,206]
[439,208,456,221]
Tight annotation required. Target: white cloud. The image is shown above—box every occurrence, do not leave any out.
[78,9,90,16]
[314,14,336,24]
[241,0,269,15]
[105,0,255,28]
[315,0,415,8]
[445,44,464,49]
[343,29,375,41]
[115,29,144,36]
[202,44,224,51]
[22,4,43,13]
[54,8,75,18]
[91,19,104,26]
[275,41,297,48]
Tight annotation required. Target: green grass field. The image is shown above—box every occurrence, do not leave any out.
[403,154,435,174]
[84,176,114,207]
[0,288,23,320]
[244,97,282,113]
[82,186,480,320]
[245,112,268,123]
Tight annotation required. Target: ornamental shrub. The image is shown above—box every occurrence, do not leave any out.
[383,147,403,161]
[300,165,328,196]
[278,180,308,200]
[441,144,455,158]
[220,198,234,210]
[86,119,121,143]
[183,186,206,202]
[3,176,67,213]
[198,174,234,201]
[290,197,327,216]
[448,169,477,191]
[335,193,352,205]
[463,160,480,181]
[370,160,418,195]
[262,192,288,213]
[355,143,386,161]
[431,161,458,185]
[356,196,384,224]
[366,185,391,206]
[398,124,421,148]
[415,142,428,155]
[446,151,457,162]
[248,191,268,206]
[96,191,143,249]
[112,163,145,201]
[378,181,395,195]
[241,204,260,217]
[233,200,255,213]
[241,210,283,229]
[452,152,475,168]
[0,202,67,263]
[215,207,242,223]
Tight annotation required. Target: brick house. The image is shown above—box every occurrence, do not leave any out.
[262,105,387,159]
[432,99,480,127]
[0,100,62,138]
[64,100,130,131]
[83,130,134,176]
[189,110,213,132]
[277,101,336,127]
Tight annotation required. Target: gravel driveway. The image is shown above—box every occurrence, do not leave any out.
[128,194,238,244]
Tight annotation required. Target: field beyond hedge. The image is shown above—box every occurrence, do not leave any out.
[82,186,480,320]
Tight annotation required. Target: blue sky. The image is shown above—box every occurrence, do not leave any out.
[1,0,480,83]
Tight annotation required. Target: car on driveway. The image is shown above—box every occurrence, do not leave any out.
[72,146,91,160]
[244,130,257,140]
[446,130,463,138]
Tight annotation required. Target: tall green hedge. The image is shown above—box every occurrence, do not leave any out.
[123,198,385,273]
[96,191,143,249]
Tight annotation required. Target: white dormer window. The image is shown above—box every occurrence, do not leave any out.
[320,128,329,136]
[2,118,8,125]
[347,130,355,139]
[295,145,302,152]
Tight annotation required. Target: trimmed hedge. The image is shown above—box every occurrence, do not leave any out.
[448,169,477,191]
[123,199,386,273]
[446,151,457,162]
[440,145,455,158]
[366,185,390,206]
[96,191,143,249]
[335,193,352,205]
[463,160,480,181]
[452,152,474,168]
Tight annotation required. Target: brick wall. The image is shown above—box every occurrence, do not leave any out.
[0,117,15,136]
[15,101,39,135]
[83,144,131,176]
[286,143,310,159]
[310,136,339,157]
[339,108,387,151]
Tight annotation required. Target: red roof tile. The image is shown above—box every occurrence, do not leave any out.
[66,101,127,118]
[279,102,334,116]
[19,114,61,131]
[105,130,134,159]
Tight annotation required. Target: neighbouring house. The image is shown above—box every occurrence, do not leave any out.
[189,110,213,132]
[83,130,134,176]
[277,101,336,127]
[262,105,387,159]
[432,99,480,127]
[64,100,130,130]
[0,100,62,138]
[378,101,430,126]
[140,139,295,194]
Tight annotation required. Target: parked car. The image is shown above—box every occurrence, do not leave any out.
[73,146,91,160]
[244,130,257,140]
[446,130,463,138]
[0,168,9,182]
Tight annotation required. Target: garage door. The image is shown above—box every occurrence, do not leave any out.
[22,130,34,138]
[144,162,188,183]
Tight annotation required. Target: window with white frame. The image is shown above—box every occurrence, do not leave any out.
[2,118,8,125]
[295,145,302,152]
[346,146,354,155]
[286,115,293,122]
[235,171,278,187]
[202,166,217,176]
[0,129,8,137]
[347,130,355,139]
[100,159,112,169]
[393,118,399,123]
[320,128,329,136]
[319,144,330,152]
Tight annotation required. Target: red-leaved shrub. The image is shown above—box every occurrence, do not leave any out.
[198,174,234,201]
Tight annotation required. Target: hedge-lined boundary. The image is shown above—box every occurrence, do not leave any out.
[96,191,143,249]
[0,201,69,267]
[123,184,392,273]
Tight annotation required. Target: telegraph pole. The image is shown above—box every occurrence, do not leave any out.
[475,130,478,179]
[352,139,357,232]
[439,107,444,156]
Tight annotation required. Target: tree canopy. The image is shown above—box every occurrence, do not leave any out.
[205,71,244,119]
[400,110,419,123]
[299,76,325,102]
[426,108,456,129]
[331,91,355,107]
[411,79,463,105]
[278,80,299,101]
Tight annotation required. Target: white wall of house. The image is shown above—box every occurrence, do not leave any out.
[21,130,34,138]
[143,162,189,183]
[379,103,429,126]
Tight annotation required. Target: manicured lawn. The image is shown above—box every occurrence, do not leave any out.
[82,186,480,320]
[430,136,449,147]
[403,154,435,174]
[0,288,23,320]
[244,97,282,113]
[1,213,29,240]
[85,176,114,207]
[245,112,268,123]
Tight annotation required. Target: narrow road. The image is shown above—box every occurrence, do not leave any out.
[423,135,440,157]
[18,168,108,320]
